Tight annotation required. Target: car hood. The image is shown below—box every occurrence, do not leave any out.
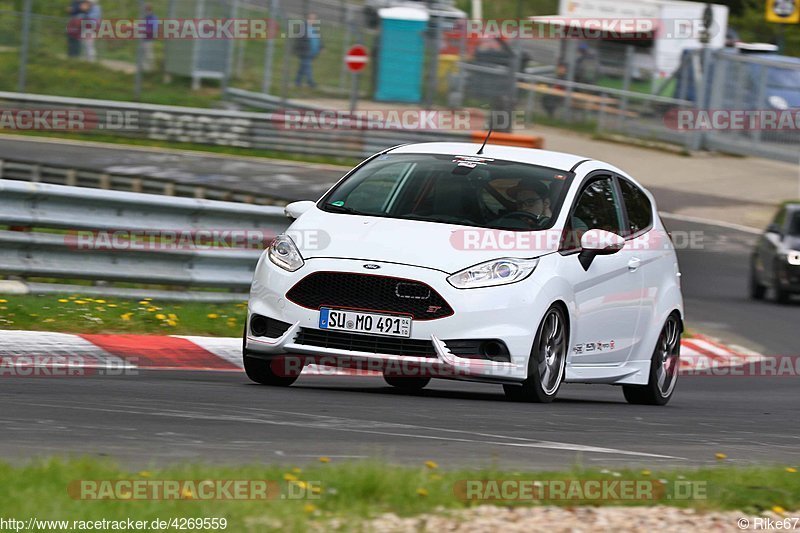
[289,208,558,273]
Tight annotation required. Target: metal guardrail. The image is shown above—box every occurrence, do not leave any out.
[0,91,475,159]
[0,179,291,291]
[0,157,290,205]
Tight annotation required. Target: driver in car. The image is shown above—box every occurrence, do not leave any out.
[507,181,551,226]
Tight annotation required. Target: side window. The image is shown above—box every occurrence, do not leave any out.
[560,177,623,251]
[619,179,653,237]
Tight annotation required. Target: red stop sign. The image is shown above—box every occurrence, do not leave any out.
[345,45,369,73]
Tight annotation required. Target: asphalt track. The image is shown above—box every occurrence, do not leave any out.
[1,218,799,469]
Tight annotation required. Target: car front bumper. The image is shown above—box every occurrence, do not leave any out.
[245,256,549,383]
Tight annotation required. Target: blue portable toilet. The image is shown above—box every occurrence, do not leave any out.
[374,7,429,103]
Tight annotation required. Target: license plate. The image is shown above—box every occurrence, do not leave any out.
[319,308,411,338]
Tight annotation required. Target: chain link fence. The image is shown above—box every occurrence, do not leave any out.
[3,1,799,161]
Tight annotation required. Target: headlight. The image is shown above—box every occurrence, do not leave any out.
[768,95,789,110]
[268,234,304,272]
[447,258,539,289]
[788,251,800,266]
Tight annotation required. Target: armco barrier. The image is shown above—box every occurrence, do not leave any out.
[0,179,291,290]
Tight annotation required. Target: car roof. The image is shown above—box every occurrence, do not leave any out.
[388,142,591,171]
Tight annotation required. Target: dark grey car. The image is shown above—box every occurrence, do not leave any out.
[751,203,800,303]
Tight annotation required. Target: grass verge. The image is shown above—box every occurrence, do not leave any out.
[0,294,246,336]
[0,459,797,532]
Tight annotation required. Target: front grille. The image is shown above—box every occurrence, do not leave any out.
[285,272,453,320]
[293,328,437,357]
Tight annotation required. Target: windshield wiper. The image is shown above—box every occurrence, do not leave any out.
[323,203,368,215]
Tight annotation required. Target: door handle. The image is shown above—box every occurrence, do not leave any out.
[628,258,641,272]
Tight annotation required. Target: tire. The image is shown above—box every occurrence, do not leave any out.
[749,263,766,300]
[623,313,681,406]
[383,374,431,390]
[774,267,791,304]
[243,355,300,386]
[503,304,567,403]
[242,323,301,386]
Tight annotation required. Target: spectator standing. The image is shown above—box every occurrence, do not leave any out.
[66,0,85,58]
[293,13,322,88]
[83,0,101,62]
[142,4,159,72]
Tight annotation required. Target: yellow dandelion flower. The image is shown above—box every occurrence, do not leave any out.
[181,487,194,499]
[166,320,177,327]
[74,300,86,305]
[416,488,429,497]
[318,456,331,463]
[292,467,302,474]
[168,313,178,320]
[146,307,157,312]
[311,486,321,495]
[138,471,152,478]
[58,299,69,303]
[641,470,652,476]
[786,467,797,473]
[424,460,438,470]
[0,299,7,303]
[773,506,785,515]
[155,314,167,320]
[207,313,219,319]
[293,481,308,490]
[303,504,316,513]
[138,300,149,305]
[144,297,153,301]
[283,473,298,482]
[95,299,106,304]
[120,313,133,321]
[43,318,55,323]
[715,453,727,460]
[108,304,117,308]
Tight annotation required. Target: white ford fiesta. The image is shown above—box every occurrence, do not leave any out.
[244,142,684,405]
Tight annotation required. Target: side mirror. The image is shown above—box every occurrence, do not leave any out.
[578,229,625,270]
[284,201,316,220]
[766,223,782,235]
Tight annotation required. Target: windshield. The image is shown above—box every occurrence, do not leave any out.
[320,153,573,231]
[789,212,800,237]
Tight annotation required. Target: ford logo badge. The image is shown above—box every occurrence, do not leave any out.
[363,264,380,270]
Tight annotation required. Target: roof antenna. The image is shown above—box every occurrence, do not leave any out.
[477,127,493,155]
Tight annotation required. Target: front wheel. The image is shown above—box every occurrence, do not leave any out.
[503,304,567,403]
[749,263,766,300]
[383,373,430,390]
[243,355,301,386]
[774,266,791,304]
[623,314,681,406]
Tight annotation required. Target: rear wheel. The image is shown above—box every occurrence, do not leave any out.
[503,304,567,403]
[383,374,430,390]
[623,313,680,406]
